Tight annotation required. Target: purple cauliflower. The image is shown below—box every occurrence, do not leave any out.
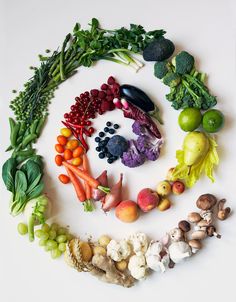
[132,121,163,161]
[121,140,146,168]
[137,135,163,161]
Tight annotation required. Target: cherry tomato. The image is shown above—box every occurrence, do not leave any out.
[73,146,84,158]
[55,144,64,153]
[60,128,72,138]
[71,157,83,166]
[64,149,73,161]
[57,135,67,145]
[58,174,70,184]
[55,155,63,166]
[66,139,79,150]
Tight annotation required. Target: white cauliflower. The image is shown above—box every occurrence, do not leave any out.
[106,239,131,262]
[168,241,192,264]
[145,241,170,273]
[128,255,147,280]
[128,232,148,255]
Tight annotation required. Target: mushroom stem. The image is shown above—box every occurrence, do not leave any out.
[217,199,231,220]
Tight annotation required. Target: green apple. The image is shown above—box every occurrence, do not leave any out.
[157,181,172,196]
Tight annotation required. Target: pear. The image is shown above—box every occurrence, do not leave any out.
[183,131,209,166]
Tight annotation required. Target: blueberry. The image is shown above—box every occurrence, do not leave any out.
[95,137,101,142]
[107,158,114,164]
[104,127,109,132]
[112,156,118,160]
[96,146,101,152]
[106,121,112,127]
[113,124,119,129]
[109,129,115,134]
[99,132,105,137]
[104,137,110,142]
[106,152,113,158]
[99,140,107,147]
[101,147,108,153]
[99,152,105,159]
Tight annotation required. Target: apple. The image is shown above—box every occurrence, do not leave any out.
[115,200,139,223]
[172,181,185,195]
[156,180,172,196]
[137,188,160,212]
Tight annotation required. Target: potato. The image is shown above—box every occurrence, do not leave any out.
[78,241,93,262]
[98,235,111,248]
[115,260,127,271]
[93,246,106,256]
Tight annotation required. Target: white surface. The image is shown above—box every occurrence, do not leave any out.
[1,0,236,301]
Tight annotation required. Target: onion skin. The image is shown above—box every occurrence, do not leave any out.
[92,170,108,201]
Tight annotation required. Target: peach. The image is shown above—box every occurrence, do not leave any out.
[137,188,160,212]
[172,181,185,195]
[115,200,139,223]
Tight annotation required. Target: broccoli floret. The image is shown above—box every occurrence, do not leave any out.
[107,135,128,156]
[172,51,195,75]
[121,140,145,168]
[162,72,181,87]
[154,61,170,79]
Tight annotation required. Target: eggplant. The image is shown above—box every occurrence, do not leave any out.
[119,84,163,124]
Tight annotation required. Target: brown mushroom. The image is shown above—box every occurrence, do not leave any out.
[188,239,202,253]
[217,199,231,220]
[196,194,217,211]
[206,226,221,239]
[187,212,201,223]
[178,220,191,232]
[197,219,211,227]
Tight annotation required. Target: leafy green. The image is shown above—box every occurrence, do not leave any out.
[2,158,17,193]
[10,18,165,125]
[155,51,217,110]
[173,136,219,187]
[27,181,44,200]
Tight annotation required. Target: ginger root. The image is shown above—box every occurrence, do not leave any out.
[90,254,135,287]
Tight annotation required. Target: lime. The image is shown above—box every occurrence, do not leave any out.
[178,108,202,132]
[202,109,224,133]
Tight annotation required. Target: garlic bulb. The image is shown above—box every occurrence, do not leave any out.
[145,241,170,272]
[168,241,192,264]
[128,255,147,280]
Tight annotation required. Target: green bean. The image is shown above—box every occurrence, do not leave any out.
[15,150,36,164]
[36,116,46,137]
[15,149,35,157]
[10,122,20,147]
[30,119,39,134]
[18,122,27,137]
[21,134,37,149]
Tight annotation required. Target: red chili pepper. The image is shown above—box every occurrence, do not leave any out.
[79,128,89,152]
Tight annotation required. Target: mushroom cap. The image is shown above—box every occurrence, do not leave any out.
[187,212,201,223]
[196,194,217,210]
[191,230,207,240]
[178,220,191,232]
[188,239,202,249]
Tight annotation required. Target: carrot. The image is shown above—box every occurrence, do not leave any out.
[82,154,91,200]
[64,166,86,202]
[62,161,99,189]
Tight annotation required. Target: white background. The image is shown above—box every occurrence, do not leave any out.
[1,0,236,301]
